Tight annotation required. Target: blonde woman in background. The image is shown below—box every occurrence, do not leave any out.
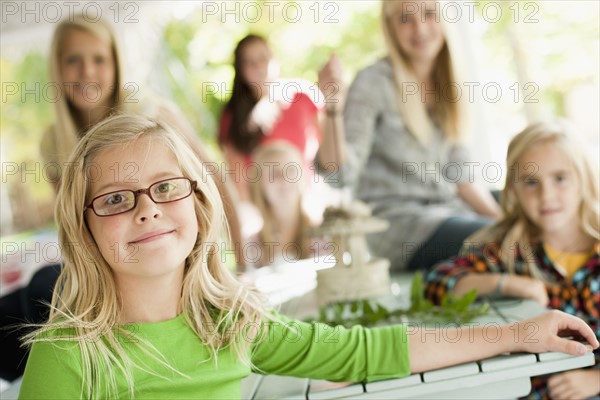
[318,0,502,271]
[40,15,125,178]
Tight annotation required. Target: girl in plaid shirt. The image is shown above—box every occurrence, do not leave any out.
[425,121,599,399]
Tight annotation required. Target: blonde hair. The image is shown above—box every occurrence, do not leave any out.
[249,141,312,265]
[469,120,600,280]
[381,0,464,143]
[25,114,268,398]
[41,15,127,176]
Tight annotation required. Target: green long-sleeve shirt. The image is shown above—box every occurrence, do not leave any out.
[19,313,410,399]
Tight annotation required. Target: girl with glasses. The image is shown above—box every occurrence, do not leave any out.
[0,13,244,383]
[18,114,598,398]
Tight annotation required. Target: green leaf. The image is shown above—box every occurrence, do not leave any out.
[309,284,489,328]
[333,303,343,322]
[410,273,425,308]
[373,303,388,322]
[319,306,327,323]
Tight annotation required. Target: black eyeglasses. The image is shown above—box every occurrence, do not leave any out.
[85,177,197,217]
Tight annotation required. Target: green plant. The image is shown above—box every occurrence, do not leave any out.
[312,274,489,328]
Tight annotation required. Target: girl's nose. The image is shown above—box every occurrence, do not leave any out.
[413,17,428,35]
[133,193,162,222]
[540,182,555,202]
[81,59,95,79]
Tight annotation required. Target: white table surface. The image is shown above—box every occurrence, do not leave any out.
[241,274,594,399]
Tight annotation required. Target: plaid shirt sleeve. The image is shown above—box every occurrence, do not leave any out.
[424,241,507,305]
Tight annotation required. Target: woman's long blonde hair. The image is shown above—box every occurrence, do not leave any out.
[41,15,127,172]
[25,114,268,398]
[468,120,600,280]
[249,141,312,265]
[381,0,465,144]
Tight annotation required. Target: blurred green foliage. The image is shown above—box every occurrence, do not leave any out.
[1,53,55,234]
[474,0,599,117]
[312,273,489,327]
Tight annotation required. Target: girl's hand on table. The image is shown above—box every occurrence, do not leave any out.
[548,369,600,400]
[511,310,599,356]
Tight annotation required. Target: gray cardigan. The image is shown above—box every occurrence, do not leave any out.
[337,58,477,270]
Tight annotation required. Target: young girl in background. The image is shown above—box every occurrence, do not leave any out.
[18,114,597,399]
[41,15,123,179]
[425,121,600,399]
[246,140,316,267]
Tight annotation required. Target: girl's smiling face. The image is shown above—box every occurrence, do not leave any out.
[512,140,582,239]
[260,151,304,209]
[390,1,445,65]
[85,138,198,282]
[59,28,116,113]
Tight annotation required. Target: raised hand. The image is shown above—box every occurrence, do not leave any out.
[318,54,344,112]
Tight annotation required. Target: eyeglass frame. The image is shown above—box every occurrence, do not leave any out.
[84,177,198,217]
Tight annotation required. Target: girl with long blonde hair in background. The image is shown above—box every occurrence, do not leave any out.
[426,120,600,399]
[317,0,502,271]
[247,140,314,267]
